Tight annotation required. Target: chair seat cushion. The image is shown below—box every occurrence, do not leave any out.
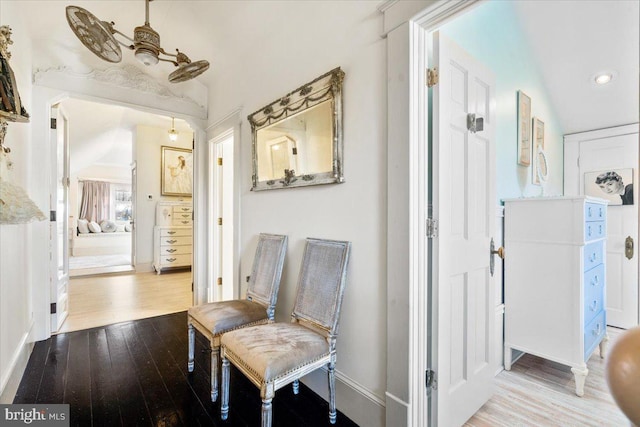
[188,300,268,336]
[221,323,329,383]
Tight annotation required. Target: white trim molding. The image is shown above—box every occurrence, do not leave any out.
[33,65,207,120]
[384,1,481,426]
[0,321,34,403]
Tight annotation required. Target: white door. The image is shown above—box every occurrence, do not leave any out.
[209,132,234,301]
[432,31,496,427]
[131,163,137,267]
[50,105,70,331]
[565,127,639,328]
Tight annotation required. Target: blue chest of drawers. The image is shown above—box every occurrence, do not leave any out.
[503,196,608,397]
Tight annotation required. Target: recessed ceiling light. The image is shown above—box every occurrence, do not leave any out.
[594,73,614,85]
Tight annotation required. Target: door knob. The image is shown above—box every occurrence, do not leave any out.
[490,238,504,277]
[625,236,634,260]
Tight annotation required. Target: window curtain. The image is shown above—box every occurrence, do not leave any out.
[79,180,110,222]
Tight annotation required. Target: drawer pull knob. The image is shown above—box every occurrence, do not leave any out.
[166,239,177,244]
[166,258,177,262]
[592,275,598,286]
[167,231,177,235]
[588,207,592,217]
[590,300,597,311]
[590,253,597,262]
[166,249,177,253]
[593,323,601,336]
[599,225,603,234]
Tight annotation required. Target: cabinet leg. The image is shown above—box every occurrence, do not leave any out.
[599,333,609,359]
[504,345,512,371]
[571,365,589,397]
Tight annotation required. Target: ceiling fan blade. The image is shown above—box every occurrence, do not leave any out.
[168,60,210,83]
[66,5,122,63]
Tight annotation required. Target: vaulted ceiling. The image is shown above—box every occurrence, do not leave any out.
[4,0,638,168]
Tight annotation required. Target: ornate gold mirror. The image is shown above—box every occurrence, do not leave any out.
[248,67,344,191]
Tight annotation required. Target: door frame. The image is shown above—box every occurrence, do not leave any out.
[50,104,70,332]
[383,0,481,426]
[33,69,208,338]
[204,109,242,303]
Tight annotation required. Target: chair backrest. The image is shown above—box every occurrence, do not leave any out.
[246,234,288,318]
[292,238,351,336]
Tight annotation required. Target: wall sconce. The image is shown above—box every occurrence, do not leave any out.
[168,117,178,141]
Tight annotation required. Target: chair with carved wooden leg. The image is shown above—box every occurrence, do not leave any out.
[220,237,351,426]
[187,233,287,402]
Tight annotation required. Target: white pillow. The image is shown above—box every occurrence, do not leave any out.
[77,219,90,234]
[88,221,102,233]
[124,223,132,232]
[100,220,117,233]
[116,224,126,232]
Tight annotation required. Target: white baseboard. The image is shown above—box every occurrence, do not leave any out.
[302,368,385,427]
[385,391,409,427]
[0,321,35,403]
[136,262,154,272]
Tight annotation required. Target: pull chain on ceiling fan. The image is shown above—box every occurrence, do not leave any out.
[65,0,209,83]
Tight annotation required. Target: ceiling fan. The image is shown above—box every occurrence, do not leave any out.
[65,0,209,83]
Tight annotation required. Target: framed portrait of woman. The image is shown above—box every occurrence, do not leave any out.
[161,146,193,196]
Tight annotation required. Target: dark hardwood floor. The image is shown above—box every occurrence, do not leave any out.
[14,311,359,427]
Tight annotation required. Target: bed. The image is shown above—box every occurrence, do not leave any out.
[71,231,132,256]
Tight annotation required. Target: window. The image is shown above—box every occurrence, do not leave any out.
[113,185,132,222]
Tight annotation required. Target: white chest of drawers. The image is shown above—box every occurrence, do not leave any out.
[153,201,192,274]
[503,196,608,396]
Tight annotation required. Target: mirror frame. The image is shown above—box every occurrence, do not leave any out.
[248,67,345,191]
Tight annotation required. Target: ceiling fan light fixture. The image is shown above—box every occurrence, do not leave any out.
[65,0,210,82]
[135,47,159,66]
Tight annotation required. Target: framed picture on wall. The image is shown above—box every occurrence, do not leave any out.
[517,90,532,166]
[531,117,545,185]
[161,146,193,196]
[585,168,634,206]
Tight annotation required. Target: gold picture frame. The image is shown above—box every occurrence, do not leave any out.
[531,117,545,185]
[161,146,192,197]
[517,90,531,166]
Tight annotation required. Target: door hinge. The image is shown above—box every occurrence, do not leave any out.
[218,217,222,226]
[426,369,437,391]
[50,118,57,129]
[191,282,194,292]
[50,210,57,222]
[427,67,439,88]
[217,277,222,286]
[217,157,223,166]
[50,303,57,314]
[577,156,580,167]
[426,218,438,238]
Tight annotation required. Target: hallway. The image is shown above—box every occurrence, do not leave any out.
[59,270,192,334]
[14,311,358,426]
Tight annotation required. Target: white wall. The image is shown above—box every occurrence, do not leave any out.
[0,8,42,401]
[206,2,387,425]
[134,125,192,270]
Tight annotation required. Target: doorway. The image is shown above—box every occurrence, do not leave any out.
[51,97,196,333]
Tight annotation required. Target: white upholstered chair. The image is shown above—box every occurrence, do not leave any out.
[220,237,351,427]
[187,233,288,402]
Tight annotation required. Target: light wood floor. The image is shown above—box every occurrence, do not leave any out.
[467,327,629,427]
[58,270,193,334]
